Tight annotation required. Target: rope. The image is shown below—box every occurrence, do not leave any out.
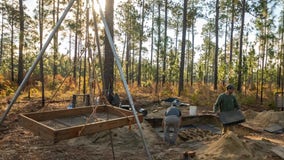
[39,48,87,111]
[108,105,135,130]
[76,103,141,160]
[77,102,135,136]
[78,105,99,136]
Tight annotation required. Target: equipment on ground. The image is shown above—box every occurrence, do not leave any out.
[218,110,245,125]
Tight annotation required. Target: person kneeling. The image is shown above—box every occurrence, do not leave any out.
[163,101,182,145]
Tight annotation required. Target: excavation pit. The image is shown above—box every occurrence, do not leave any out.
[145,115,222,142]
[145,113,264,143]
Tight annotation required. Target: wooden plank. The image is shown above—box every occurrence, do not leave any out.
[19,105,144,142]
[271,146,284,159]
[19,114,55,141]
[53,115,143,142]
[95,105,133,116]
[23,107,94,121]
[24,105,135,121]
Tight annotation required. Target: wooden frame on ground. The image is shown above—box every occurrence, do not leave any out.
[19,105,143,143]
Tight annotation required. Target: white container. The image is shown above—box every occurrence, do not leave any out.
[189,106,197,116]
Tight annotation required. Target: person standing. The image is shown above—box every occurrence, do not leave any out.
[163,100,182,145]
[213,84,240,134]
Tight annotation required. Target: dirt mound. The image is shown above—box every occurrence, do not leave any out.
[243,110,284,128]
[243,109,258,121]
[200,131,253,160]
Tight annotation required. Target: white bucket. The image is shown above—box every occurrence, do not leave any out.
[189,106,197,116]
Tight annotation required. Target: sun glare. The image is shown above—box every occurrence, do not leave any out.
[92,0,106,12]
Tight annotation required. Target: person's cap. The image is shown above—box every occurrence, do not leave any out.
[172,99,180,106]
[226,84,235,90]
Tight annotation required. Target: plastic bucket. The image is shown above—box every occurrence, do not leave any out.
[120,105,130,110]
[189,106,197,116]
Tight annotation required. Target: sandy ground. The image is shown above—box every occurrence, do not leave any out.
[0,99,284,160]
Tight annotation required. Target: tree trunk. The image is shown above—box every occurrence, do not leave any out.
[150,1,155,69]
[172,14,179,84]
[137,0,145,87]
[261,21,266,104]
[121,33,126,67]
[205,32,212,84]
[92,5,104,89]
[256,45,261,101]
[204,47,208,84]
[52,0,59,86]
[224,6,228,83]
[103,0,114,99]
[10,17,14,82]
[175,21,179,58]
[83,0,90,95]
[191,0,195,86]
[237,0,245,92]
[131,43,135,85]
[0,9,3,66]
[162,0,168,85]
[261,1,268,104]
[73,0,80,83]
[155,0,161,94]
[186,28,190,84]
[126,35,130,83]
[229,0,235,65]
[79,43,82,93]
[18,0,24,85]
[39,0,45,107]
[281,11,284,93]
[214,0,219,90]
[178,0,187,96]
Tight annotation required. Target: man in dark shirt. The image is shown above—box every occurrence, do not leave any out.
[214,84,239,113]
[163,100,182,145]
[213,84,240,134]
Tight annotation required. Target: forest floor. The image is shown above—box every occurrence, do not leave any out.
[0,93,284,160]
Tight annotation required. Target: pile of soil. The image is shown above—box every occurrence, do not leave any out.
[175,108,284,160]
[200,131,253,159]
[243,110,284,128]
[197,131,281,160]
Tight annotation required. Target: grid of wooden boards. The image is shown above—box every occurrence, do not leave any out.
[19,105,143,143]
